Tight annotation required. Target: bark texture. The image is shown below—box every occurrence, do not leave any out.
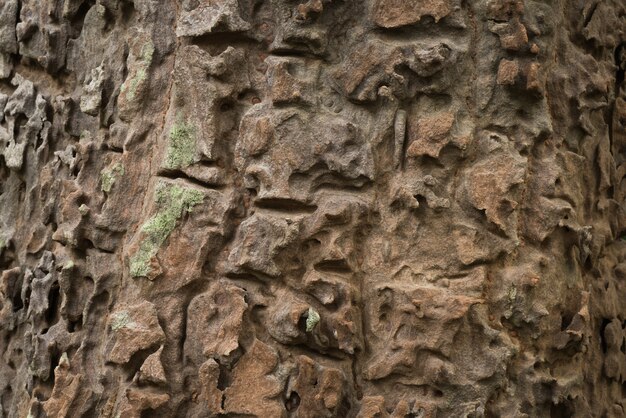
[0,0,625,417]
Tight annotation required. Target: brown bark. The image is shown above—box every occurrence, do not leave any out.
[0,0,625,417]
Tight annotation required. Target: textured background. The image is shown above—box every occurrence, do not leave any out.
[0,0,625,417]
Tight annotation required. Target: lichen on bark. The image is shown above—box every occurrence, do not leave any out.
[164,119,197,170]
[129,182,204,277]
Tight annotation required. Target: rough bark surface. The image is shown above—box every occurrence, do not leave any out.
[0,0,625,417]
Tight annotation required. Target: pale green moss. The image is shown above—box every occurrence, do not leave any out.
[120,41,154,101]
[63,231,78,247]
[126,68,146,101]
[129,182,204,277]
[164,120,197,169]
[129,245,154,278]
[101,163,125,193]
[111,311,133,331]
[141,42,155,63]
[508,286,517,301]
[306,307,320,332]
[78,204,90,216]
[63,260,75,270]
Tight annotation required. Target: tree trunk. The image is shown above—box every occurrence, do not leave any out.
[0,0,625,417]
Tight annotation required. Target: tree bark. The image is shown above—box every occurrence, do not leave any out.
[0,0,625,417]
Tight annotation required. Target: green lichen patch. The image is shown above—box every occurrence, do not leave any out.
[78,204,90,216]
[306,307,320,332]
[111,311,133,331]
[125,68,147,101]
[120,41,154,101]
[141,42,155,63]
[164,120,197,170]
[129,182,205,277]
[101,163,125,193]
[508,286,517,301]
[63,231,78,247]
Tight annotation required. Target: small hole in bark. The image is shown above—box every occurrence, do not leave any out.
[550,401,572,417]
[297,311,308,332]
[45,283,61,325]
[217,364,232,390]
[124,346,159,381]
[220,101,234,112]
[35,133,44,149]
[285,392,300,411]
[600,318,611,353]
[141,409,160,418]
[301,238,321,252]
[12,285,23,312]
[49,351,61,384]
[615,43,625,86]
[68,315,83,333]
[607,186,614,198]
[314,259,351,274]
[121,1,136,24]
[560,314,573,331]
